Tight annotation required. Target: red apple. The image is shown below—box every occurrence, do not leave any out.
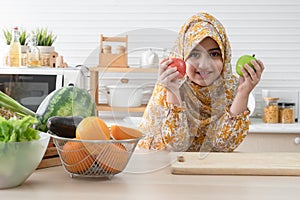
[168,58,186,79]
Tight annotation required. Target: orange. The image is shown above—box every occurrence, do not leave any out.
[61,141,95,174]
[110,125,142,140]
[96,143,129,174]
[76,116,110,140]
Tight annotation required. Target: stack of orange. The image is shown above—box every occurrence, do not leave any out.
[61,116,142,174]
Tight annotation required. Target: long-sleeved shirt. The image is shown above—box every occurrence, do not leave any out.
[138,84,250,152]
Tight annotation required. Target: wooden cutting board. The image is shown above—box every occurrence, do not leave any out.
[171,152,300,176]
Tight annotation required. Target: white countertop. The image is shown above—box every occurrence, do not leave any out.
[99,114,300,134]
[249,118,300,134]
[2,152,300,200]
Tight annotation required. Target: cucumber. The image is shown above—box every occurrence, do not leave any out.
[47,116,83,138]
[35,86,97,132]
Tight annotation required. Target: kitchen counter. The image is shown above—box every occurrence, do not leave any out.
[100,115,300,152]
[250,118,300,134]
[1,151,300,200]
[99,114,300,134]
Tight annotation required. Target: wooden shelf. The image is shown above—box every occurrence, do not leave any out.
[89,67,158,73]
[89,67,155,112]
[97,104,147,112]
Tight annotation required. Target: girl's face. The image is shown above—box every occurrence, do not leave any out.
[186,37,223,86]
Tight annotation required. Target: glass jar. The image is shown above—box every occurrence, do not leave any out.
[263,97,279,123]
[278,102,295,124]
[27,34,41,67]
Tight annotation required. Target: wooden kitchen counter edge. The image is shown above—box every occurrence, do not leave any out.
[2,152,300,200]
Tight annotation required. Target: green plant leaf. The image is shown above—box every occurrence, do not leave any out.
[3,29,12,45]
[33,27,57,46]
[18,29,28,45]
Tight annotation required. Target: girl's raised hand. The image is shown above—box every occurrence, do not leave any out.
[238,59,265,95]
[157,58,181,94]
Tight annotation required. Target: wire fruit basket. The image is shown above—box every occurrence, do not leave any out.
[48,131,141,178]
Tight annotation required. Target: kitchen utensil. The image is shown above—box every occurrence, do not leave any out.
[48,131,142,178]
[171,152,300,176]
[100,83,152,107]
[140,48,159,68]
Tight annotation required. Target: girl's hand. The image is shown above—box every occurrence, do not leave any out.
[158,58,181,94]
[158,58,182,105]
[230,59,264,115]
[237,59,265,95]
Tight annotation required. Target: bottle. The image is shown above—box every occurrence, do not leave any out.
[263,97,279,123]
[27,34,41,67]
[9,27,21,67]
[278,102,295,124]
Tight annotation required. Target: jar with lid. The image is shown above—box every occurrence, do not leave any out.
[116,45,125,54]
[263,97,279,123]
[278,102,295,124]
[102,45,111,54]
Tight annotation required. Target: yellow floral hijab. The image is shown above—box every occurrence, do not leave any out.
[173,12,238,151]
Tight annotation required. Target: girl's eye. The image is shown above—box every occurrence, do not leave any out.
[210,51,221,57]
[189,52,201,59]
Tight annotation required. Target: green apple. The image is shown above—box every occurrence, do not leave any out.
[236,54,257,76]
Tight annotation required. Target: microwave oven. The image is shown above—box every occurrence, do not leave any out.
[0,66,81,112]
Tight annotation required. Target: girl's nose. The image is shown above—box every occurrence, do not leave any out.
[195,56,212,70]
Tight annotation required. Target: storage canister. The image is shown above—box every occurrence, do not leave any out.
[278,102,295,124]
[102,45,112,54]
[263,97,279,123]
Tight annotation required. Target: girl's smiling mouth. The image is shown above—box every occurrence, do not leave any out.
[195,71,212,79]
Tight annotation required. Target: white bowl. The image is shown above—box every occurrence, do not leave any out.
[0,132,50,189]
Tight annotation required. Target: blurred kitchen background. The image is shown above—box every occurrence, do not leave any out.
[1,0,300,119]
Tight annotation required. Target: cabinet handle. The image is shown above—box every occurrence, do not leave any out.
[295,137,300,145]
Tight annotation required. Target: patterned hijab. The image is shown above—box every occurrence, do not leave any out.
[172,12,238,151]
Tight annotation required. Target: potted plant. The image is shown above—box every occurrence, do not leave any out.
[33,28,57,54]
[3,28,28,53]
[3,29,12,45]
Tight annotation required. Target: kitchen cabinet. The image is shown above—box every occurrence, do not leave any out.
[89,67,157,112]
[236,132,300,152]
[236,118,300,152]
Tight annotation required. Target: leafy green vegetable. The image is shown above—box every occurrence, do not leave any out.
[0,116,40,143]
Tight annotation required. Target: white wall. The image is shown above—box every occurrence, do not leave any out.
[1,0,300,116]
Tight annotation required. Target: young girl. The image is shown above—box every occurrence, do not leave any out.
[138,12,264,152]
